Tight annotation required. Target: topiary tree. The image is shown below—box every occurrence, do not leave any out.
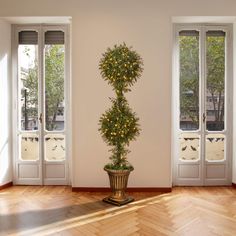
[99,43,143,170]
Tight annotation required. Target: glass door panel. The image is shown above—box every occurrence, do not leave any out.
[179,133,200,161]
[45,41,65,131]
[18,36,39,132]
[43,30,67,185]
[179,30,200,131]
[206,31,225,131]
[18,31,39,161]
[206,134,225,161]
[44,30,66,164]
[45,134,65,161]
[20,133,39,161]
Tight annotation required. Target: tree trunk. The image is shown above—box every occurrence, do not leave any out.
[211,92,217,121]
[220,99,224,122]
[217,91,222,122]
[52,101,60,129]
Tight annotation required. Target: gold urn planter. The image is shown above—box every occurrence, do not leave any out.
[103,167,134,206]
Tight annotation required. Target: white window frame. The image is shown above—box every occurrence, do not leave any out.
[172,23,233,186]
[12,24,71,185]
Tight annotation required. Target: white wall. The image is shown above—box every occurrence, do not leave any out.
[1,0,236,187]
[0,19,12,186]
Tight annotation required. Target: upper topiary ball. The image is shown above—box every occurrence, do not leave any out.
[99,43,143,93]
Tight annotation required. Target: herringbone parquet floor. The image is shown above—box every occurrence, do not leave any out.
[0,186,236,235]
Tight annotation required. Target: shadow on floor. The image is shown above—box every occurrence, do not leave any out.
[0,191,168,235]
[0,200,112,234]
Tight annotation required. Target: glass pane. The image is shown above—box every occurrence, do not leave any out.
[206,31,225,131]
[206,134,225,161]
[18,36,39,131]
[20,133,39,160]
[45,134,65,161]
[179,31,200,131]
[179,133,200,161]
[44,36,65,131]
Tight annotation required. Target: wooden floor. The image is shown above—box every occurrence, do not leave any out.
[1,186,236,235]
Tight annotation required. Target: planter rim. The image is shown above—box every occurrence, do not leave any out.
[104,167,134,173]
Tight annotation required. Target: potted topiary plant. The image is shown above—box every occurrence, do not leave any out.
[99,43,143,206]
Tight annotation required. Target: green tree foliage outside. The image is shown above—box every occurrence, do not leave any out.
[22,45,65,131]
[179,35,199,127]
[206,35,225,126]
[45,45,65,130]
[179,34,225,130]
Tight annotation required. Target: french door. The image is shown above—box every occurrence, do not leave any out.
[13,25,70,185]
[173,25,232,186]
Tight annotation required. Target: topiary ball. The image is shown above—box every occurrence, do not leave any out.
[99,43,143,93]
[99,98,140,146]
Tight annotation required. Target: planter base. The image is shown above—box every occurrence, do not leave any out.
[103,196,134,206]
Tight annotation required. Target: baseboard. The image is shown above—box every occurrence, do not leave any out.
[0,181,13,191]
[72,187,172,192]
[232,183,236,188]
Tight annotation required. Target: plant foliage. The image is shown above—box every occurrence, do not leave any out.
[99,43,143,170]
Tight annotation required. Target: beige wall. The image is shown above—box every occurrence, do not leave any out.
[1,0,236,187]
[0,19,12,186]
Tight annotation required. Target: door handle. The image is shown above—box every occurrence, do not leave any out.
[203,113,206,123]
[39,113,43,124]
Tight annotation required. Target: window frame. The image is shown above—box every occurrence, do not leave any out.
[12,24,71,185]
[172,23,233,186]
